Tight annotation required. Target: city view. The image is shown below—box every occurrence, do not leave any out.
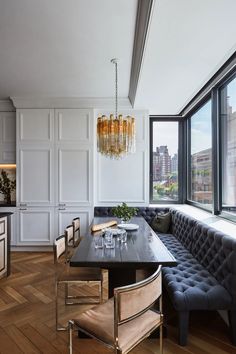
[152,145,178,201]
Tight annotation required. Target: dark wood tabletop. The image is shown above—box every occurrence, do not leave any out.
[70,216,176,268]
[70,216,177,297]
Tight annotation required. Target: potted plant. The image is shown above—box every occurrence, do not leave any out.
[112,202,138,223]
[0,170,16,204]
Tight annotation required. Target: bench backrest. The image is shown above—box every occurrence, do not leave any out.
[192,222,236,305]
[170,210,197,252]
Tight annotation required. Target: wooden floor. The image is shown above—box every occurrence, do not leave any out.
[0,252,234,354]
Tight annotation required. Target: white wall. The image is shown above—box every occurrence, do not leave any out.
[94,109,149,206]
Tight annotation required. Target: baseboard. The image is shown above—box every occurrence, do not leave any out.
[11,246,53,252]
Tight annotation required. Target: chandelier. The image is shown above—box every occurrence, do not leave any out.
[97,59,135,159]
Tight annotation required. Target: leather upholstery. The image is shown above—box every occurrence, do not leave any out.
[74,298,161,353]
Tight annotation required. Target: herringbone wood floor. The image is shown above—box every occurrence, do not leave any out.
[0,252,234,354]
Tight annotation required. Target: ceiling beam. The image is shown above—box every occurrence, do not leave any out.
[128,0,155,107]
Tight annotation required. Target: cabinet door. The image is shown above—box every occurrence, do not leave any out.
[55,109,92,144]
[0,112,16,163]
[55,145,93,206]
[18,208,54,245]
[0,217,7,278]
[55,207,92,240]
[17,109,54,143]
[0,208,17,245]
[17,145,54,206]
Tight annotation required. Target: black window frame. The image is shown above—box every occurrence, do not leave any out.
[183,53,236,221]
[149,116,184,204]
[186,96,213,212]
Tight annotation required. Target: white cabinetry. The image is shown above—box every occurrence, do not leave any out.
[0,217,7,278]
[18,208,54,245]
[16,108,93,245]
[0,112,16,163]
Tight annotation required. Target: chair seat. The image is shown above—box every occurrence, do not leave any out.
[74,298,161,353]
[58,267,102,282]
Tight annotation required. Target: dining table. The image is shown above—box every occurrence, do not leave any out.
[70,216,177,297]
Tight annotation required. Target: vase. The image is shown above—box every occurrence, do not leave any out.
[121,218,130,224]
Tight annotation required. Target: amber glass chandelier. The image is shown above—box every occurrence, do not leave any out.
[97,59,135,159]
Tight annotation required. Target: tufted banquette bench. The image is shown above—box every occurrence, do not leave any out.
[94,206,236,346]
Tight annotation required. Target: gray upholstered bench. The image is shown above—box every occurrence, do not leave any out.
[157,209,236,346]
[93,206,236,346]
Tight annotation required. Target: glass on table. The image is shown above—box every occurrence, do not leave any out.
[93,233,104,249]
[104,229,115,249]
[120,229,127,243]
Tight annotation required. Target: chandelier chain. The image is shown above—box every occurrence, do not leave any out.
[115,60,118,119]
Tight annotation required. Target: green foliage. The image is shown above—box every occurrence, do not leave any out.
[112,202,138,222]
[0,170,16,203]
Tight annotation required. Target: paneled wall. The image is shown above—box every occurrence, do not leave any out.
[94,110,149,206]
[2,103,149,247]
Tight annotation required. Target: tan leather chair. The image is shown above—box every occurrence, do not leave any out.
[65,225,74,260]
[54,235,103,331]
[72,217,82,247]
[68,266,163,353]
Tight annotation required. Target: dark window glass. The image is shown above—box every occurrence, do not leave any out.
[189,100,212,208]
[220,76,236,214]
[151,121,179,202]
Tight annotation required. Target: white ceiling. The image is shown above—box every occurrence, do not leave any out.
[0,0,137,99]
[135,0,236,114]
[0,0,236,114]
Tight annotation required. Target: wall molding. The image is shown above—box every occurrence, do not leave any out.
[0,99,15,112]
[128,0,156,107]
[11,97,132,109]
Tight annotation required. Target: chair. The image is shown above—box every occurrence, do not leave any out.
[68,266,163,354]
[72,217,82,247]
[54,235,103,331]
[65,224,74,260]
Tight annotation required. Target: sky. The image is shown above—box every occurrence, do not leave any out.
[153,121,178,156]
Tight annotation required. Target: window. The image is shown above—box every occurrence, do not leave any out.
[220,75,236,214]
[189,100,212,209]
[150,119,180,203]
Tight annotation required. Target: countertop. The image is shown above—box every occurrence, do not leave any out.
[0,202,16,207]
[0,212,13,217]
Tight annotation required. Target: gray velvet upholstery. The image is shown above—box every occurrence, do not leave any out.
[93,206,236,346]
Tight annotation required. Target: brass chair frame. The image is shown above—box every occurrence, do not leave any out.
[54,235,103,331]
[68,266,163,354]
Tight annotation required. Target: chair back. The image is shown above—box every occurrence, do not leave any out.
[65,225,74,245]
[54,235,66,264]
[72,217,81,246]
[114,266,162,324]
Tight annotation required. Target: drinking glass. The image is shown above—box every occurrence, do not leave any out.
[94,234,104,249]
[121,230,127,243]
[104,229,115,248]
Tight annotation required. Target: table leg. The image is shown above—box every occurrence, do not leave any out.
[108,268,136,298]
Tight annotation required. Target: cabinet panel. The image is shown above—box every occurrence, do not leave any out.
[55,109,91,143]
[55,208,92,238]
[17,109,53,143]
[0,112,16,163]
[57,146,92,205]
[0,208,17,245]
[18,146,53,205]
[0,217,7,278]
[18,208,53,244]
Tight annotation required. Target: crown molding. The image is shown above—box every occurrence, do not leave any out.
[0,99,16,111]
[10,97,132,109]
[128,0,155,107]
